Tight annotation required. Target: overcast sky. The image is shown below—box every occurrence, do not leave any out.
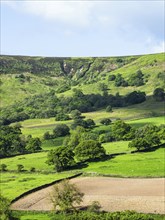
[1,0,165,57]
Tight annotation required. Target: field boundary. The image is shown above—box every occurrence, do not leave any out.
[10,172,82,205]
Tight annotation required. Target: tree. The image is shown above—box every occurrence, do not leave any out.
[70,110,82,120]
[51,180,84,212]
[47,147,75,172]
[112,120,133,140]
[153,88,165,101]
[53,124,70,138]
[26,137,42,153]
[128,70,144,86]
[75,140,106,162]
[43,131,52,140]
[71,118,87,129]
[129,138,150,151]
[98,83,108,93]
[85,119,95,128]
[125,91,146,105]
[0,194,11,220]
[100,118,112,125]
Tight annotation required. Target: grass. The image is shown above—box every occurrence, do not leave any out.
[0,172,73,201]
[1,152,53,172]
[103,141,131,154]
[82,147,165,177]
[1,140,164,178]
[41,137,64,150]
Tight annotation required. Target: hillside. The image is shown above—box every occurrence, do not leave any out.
[0,53,164,107]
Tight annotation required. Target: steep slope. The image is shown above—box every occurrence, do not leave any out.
[0,53,164,107]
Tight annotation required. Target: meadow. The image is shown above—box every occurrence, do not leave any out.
[0,172,74,201]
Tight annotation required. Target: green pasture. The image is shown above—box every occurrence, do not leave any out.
[20,99,164,139]
[0,152,53,172]
[84,98,164,123]
[0,172,73,201]
[0,141,130,172]
[20,118,72,138]
[103,141,131,154]
[83,147,165,177]
[1,140,164,178]
[0,74,51,107]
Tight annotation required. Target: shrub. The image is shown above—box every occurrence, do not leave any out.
[108,75,116,81]
[100,118,112,125]
[0,164,7,172]
[17,164,24,172]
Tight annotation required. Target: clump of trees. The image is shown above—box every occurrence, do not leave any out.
[75,140,106,162]
[0,89,147,126]
[129,124,163,151]
[115,74,128,87]
[0,125,42,158]
[111,120,135,141]
[47,147,75,172]
[128,70,144,86]
[46,126,105,172]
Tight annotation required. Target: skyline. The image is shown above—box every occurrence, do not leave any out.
[1,0,165,57]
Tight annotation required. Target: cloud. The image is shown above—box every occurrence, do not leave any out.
[6,1,95,27]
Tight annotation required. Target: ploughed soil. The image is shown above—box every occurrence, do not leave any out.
[11,177,165,214]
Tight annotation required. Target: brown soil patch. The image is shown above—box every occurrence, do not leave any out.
[11,177,165,214]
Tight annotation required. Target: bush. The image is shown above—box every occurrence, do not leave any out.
[0,164,7,172]
[30,167,36,172]
[17,164,24,172]
[100,118,112,125]
[108,75,116,81]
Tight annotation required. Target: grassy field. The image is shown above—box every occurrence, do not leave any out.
[19,103,164,138]
[0,172,73,201]
[82,147,165,177]
[103,141,131,154]
[1,140,164,178]
[1,152,53,172]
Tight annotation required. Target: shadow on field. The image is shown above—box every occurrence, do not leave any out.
[131,143,165,154]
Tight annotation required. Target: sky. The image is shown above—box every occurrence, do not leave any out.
[1,0,165,57]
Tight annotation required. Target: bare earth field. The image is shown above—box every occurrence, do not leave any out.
[11,177,165,214]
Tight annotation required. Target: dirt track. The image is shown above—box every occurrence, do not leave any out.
[11,177,165,214]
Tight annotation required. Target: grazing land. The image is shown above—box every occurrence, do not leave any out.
[0,53,165,219]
